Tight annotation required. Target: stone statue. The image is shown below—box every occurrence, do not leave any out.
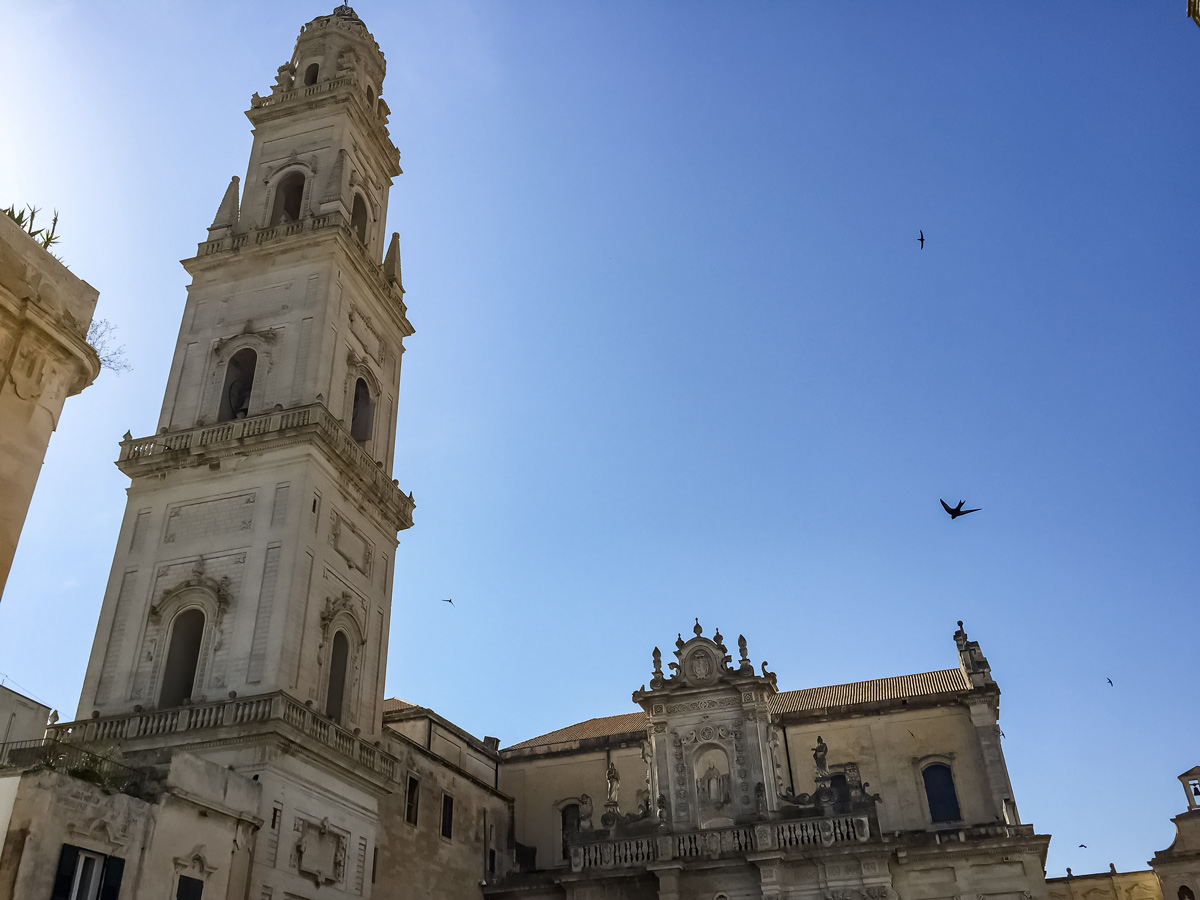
[812,736,828,773]
[606,762,620,805]
[578,793,593,831]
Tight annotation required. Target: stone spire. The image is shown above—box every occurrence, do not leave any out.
[208,176,240,234]
[383,231,403,287]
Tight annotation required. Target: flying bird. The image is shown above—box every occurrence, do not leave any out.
[1107,678,1113,686]
[1079,844,1087,848]
[919,230,925,249]
[940,499,980,519]
[442,598,455,607]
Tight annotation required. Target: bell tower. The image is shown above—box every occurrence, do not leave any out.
[75,4,412,744]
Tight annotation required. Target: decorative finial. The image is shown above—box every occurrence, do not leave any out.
[713,627,723,645]
[738,635,749,660]
[651,646,663,681]
[676,633,685,650]
[693,618,703,637]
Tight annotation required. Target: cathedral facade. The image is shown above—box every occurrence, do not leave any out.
[0,8,1196,900]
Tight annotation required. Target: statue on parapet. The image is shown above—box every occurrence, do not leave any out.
[812,736,828,774]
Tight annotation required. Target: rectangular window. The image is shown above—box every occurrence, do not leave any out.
[441,793,454,840]
[404,776,419,825]
[489,848,496,875]
[271,805,282,830]
[176,875,204,900]
[50,844,124,900]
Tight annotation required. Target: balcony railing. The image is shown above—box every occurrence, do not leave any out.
[0,738,145,796]
[45,691,401,787]
[118,402,414,527]
[568,813,871,872]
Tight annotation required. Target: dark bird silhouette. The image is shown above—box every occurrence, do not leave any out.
[919,230,925,249]
[1107,678,1113,686]
[1079,844,1087,848]
[442,598,454,607]
[940,499,980,519]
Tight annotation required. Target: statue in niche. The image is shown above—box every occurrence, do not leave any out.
[703,764,723,801]
[813,736,828,773]
[606,763,620,806]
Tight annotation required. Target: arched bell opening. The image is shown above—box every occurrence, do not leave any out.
[303,63,320,86]
[159,608,205,708]
[326,630,349,725]
[350,376,373,444]
[350,194,368,244]
[270,171,305,226]
[218,348,257,422]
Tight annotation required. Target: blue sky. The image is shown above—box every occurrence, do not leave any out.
[1,0,1197,876]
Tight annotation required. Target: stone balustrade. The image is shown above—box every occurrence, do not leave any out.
[46,691,401,786]
[117,402,413,528]
[569,814,872,873]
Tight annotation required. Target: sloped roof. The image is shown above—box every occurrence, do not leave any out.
[770,668,970,714]
[504,668,971,751]
[383,697,418,715]
[505,712,649,751]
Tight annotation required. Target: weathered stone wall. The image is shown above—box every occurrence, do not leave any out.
[0,753,258,900]
[0,213,100,599]
[375,729,512,899]
[0,685,49,745]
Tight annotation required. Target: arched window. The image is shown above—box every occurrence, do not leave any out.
[350,377,373,444]
[365,85,377,108]
[1180,887,1195,900]
[270,172,305,225]
[560,803,580,860]
[218,348,257,422]
[350,194,368,244]
[922,763,961,823]
[326,630,349,725]
[304,63,319,86]
[160,609,205,707]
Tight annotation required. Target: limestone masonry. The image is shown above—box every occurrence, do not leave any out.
[0,7,1195,900]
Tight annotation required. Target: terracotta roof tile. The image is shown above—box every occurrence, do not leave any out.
[505,712,649,751]
[383,697,418,714]
[503,669,970,751]
[769,668,970,714]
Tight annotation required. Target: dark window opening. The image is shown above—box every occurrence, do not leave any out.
[350,377,373,444]
[304,63,319,86]
[326,630,349,725]
[218,348,257,422]
[922,763,962,823]
[176,875,203,900]
[405,776,420,825]
[350,194,368,244]
[366,85,377,108]
[371,847,378,884]
[160,609,205,708]
[270,171,305,225]
[270,807,281,830]
[829,773,852,812]
[560,803,580,860]
[1180,888,1195,900]
[441,794,454,840]
[489,848,496,875]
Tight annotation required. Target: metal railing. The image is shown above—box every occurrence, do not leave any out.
[0,738,144,795]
